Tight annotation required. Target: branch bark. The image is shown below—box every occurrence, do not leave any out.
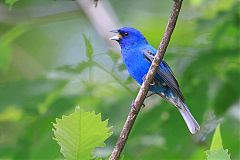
[109,0,183,160]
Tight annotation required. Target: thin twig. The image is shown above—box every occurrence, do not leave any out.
[109,0,183,159]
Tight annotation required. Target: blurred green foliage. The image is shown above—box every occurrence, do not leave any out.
[0,0,239,160]
[4,0,18,9]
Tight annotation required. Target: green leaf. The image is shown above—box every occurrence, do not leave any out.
[206,148,231,160]
[206,124,231,160]
[82,34,93,61]
[53,107,112,160]
[210,124,223,151]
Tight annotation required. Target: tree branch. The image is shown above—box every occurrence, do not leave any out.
[109,0,183,160]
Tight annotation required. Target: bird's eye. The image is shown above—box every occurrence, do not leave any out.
[124,32,129,37]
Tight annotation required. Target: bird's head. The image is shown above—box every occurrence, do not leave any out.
[110,27,148,48]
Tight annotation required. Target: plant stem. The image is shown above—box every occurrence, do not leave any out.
[109,0,183,159]
[94,62,134,94]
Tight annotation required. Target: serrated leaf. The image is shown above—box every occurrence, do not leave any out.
[206,148,231,160]
[53,107,112,160]
[206,124,231,160]
[210,124,223,151]
[82,34,93,61]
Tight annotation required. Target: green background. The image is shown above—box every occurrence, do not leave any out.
[0,0,239,159]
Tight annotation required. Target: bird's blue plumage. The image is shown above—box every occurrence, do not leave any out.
[110,27,200,134]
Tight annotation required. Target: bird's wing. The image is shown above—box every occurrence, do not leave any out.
[143,49,185,101]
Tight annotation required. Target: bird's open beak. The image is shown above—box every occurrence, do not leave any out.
[109,34,122,41]
[109,30,122,41]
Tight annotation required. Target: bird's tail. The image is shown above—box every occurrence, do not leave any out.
[177,103,200,134]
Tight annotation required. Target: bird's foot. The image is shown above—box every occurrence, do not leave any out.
[131,100,146,112]
[142,74,155,86]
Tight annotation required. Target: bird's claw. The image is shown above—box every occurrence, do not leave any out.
[131,100,146,111]
[142,75,155,86]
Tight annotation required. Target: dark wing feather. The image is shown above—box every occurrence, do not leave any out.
[144,49,185,101]
[161,61,179,88]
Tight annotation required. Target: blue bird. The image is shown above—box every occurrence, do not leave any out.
[110,27,200,134]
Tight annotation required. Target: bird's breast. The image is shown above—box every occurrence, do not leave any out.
[121,49,150,85]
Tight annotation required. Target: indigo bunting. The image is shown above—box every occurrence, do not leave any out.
[110,27,200,134]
